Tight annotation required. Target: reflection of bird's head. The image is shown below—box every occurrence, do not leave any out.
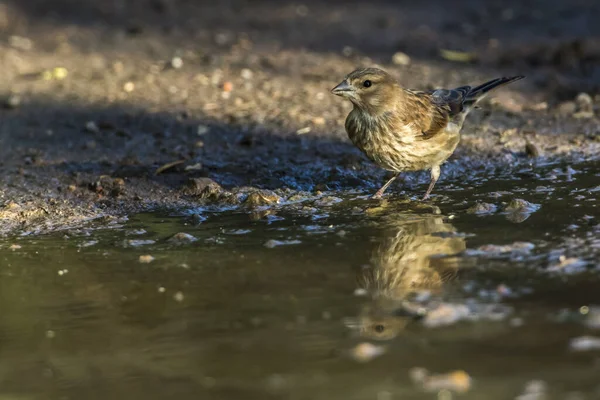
[356,215,466,341]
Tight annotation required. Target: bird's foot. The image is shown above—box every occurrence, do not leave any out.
[371,191,384,200]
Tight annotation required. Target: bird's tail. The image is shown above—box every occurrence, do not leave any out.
[463,76,525,108]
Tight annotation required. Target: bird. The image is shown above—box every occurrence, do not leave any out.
[331,68,524,200]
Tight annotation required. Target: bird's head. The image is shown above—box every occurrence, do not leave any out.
[331,67,400,112]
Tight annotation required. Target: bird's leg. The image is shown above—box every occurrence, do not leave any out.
[422,165,441,200]
[371,172,401,199]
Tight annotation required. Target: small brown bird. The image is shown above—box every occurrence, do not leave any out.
[331,68,524,199]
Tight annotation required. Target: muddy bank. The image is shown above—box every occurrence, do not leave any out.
[0,0,599,236]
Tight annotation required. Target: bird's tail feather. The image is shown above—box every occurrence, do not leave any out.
[463,76,524,107]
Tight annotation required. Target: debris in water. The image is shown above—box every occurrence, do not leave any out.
[422,303,470,328]
[139,255,155,263]
[126,239,156,247]
[515,380,548,400]
[264,239,302,248]
[167,232,198,244]
[547,255,587,274]
[465,242,535,257]
[349,342,387,362]
[466,202,497,215]
[173,291,185,302]
[417,370,472,393]
[583,306,600,329]
[569,336,600,351]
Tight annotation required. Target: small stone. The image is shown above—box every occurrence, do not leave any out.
[9,35,33,50]
[505,198,540,214]
[197,125,210,135]
[185,177,224,199]
[85,121,100,133]
[466,202,497,215]
[569,336,600,351]
[264,239,302,248]
[139,255,155,263]
[422,303,470,328]
[167,232,198,244]
[3,94,21,109]
[557,101,577,115]
[349,342,386,362]
[123,82,135,92]
[240,68,253,80]
[244,191,281,207]
[223,81,233,92]
[173,291,184,302]
[296,127,311,135]
[126,239,156,247]
[170,56,183,69]
[575,92,593,112]
[392,51,411,65]
[422,370,472,393]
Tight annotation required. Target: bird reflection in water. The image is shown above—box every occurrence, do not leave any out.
[354,214,467,341]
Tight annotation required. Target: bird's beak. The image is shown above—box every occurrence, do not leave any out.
[331,80,353,96]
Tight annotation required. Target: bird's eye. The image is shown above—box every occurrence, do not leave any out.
[374,324,385,333]
[363,80,372,88]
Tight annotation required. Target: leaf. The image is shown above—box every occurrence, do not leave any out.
[155,160,185,175]
[439,49,477,63]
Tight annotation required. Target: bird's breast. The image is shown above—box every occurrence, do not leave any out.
[345,111,460,172]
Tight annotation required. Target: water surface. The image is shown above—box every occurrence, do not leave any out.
[1,160,599,400]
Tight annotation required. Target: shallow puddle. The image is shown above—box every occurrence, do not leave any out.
[1,160,599,399]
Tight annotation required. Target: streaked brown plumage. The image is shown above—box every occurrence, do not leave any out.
[355,215,466,340]
[331,68,524,200]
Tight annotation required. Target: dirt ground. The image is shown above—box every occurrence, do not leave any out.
[0,0,599,235]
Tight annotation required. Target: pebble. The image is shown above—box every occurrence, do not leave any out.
[583,306,600,329]
[170,56,183,69]
[264,239,302,248]
[126,239,156,247]
[85,121,100,133]
[420,370,472,393]
[167,232,198,244]
[466,202,497,215]
[557,101,577,115]
[240,68,253,80]
[3,94,21,109]
[515,380,548,400]
[123,82,135,92]
[569,336,600,351]
[392,51,411,66]
[173,291,185,302]
[9,35,33,50]
[575,92,593,112]
[139,255,155,263]
[422,303,470,328]
[547,256,587,274]
[466,242,535,257]
[349,342,386,362]
[504,198,540,214]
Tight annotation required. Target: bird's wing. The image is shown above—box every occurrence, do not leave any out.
[404,89,468,139]
[429,86,471,116]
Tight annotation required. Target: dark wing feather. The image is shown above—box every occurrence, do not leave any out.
[429,86,471,116]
